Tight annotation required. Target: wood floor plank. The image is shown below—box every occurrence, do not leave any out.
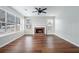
[0,35,79,53]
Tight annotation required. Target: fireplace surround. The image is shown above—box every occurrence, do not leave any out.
[35,27,45,34]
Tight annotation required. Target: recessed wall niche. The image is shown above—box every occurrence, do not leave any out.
[47,19,54,34]
[25,18,32,29]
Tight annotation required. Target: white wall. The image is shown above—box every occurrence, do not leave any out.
[55,7,79,47]
[24,16,55,35]
[0,6,24,48]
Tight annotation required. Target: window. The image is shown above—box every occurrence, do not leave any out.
[0,9,21,35]
[0,9,6,34]
[7,13,16,32]
[16,17,20,31]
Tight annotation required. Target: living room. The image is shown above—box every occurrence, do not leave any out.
[0,6,79,53]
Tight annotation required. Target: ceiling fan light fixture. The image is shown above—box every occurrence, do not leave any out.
[32,7,47,15]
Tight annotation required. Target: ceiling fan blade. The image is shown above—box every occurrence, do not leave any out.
[35,8,39,10]
[42,8,47,10]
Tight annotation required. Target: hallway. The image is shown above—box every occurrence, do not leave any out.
[0,35,78,53]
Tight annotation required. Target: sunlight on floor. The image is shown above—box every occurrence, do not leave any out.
[46,36,54,48]
[25,36,33,52]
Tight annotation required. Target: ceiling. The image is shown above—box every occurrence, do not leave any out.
[11,6,64,17]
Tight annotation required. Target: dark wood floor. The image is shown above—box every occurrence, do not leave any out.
[0,35,79,53]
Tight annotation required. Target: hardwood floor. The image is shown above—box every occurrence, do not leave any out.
[0,35,79,53]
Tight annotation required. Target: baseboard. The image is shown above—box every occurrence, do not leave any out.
[46,33,55,36]
[54,33,79,47]
[24,34,33,36]
[0,32,24,48]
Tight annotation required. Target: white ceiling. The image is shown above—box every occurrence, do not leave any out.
[11,6,64,17]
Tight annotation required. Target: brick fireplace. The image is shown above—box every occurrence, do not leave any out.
[35,27,45,34]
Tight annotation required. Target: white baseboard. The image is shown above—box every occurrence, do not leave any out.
[54,33,79,47]
[0,32,24,48]
[46,33,55,35]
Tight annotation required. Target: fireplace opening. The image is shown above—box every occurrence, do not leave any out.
[35,27,45,34]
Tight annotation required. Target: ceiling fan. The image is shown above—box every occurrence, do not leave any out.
[32,8,47,15]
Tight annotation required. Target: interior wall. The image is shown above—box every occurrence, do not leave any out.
[0,6,24,47]
[55,6,79,47]
[24,16,55,35]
